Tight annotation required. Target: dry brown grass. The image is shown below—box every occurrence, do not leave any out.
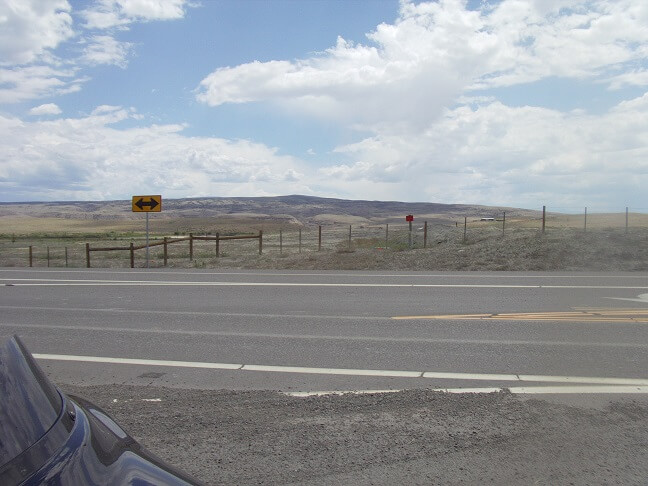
[2,216,647,271]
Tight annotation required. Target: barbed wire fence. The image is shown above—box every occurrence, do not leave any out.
[1,206,647,268]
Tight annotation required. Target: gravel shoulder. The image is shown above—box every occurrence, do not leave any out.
[62,384,648,485]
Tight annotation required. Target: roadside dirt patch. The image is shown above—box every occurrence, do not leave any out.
[62,385,648,485]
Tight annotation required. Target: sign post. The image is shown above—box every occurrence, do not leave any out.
[406,215,414,249]
[132,195,162,268]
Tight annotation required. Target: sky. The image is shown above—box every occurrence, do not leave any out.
[1,0,647,212]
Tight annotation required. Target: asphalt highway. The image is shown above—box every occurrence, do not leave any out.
[2,268,647,394]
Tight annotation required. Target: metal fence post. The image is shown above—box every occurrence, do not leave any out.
[502,211,506,235]
[463,217,467,243]
[348,225,352,251]
[47,246,50,267]
[215,233,220,257]
[85,243,90,268]
[318,226,322,251]
[280,230,283,254]
[299,228,302,253]
[542,206,546,234]
[65,247,68,267]
[259,230,263,254]
[189,233,193,261]
[163,237,168,266]
[424,221,428,248]
[385,224,389,246]
[130,242,134,268]
[626,207,629,234]
[29,246,33,267]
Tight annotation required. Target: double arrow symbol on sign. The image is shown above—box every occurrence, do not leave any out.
[135,198,159,210]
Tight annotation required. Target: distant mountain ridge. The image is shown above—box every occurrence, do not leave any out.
[0,195,538,224]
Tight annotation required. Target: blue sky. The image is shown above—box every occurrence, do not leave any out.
[1,0,648,212]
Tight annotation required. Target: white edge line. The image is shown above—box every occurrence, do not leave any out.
[241,364,421,377]
[506,385,648,394]
[517,374,648,386]
[3,269,646,279]
[33,353,242,370]
[286,386,648,397]
[5,279,648,290]
[285,389,403,397]
[33,353,648,386]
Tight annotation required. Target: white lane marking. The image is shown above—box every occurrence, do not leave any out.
[286,386,648,396]
[608,293,648,303]
[286,390,402,397]
[439,386,648,394]
[421,371,648,386]
[32,353,648,386]
[3,269,646,279]
[241,364,421,377]
[0,305,385,321]
[3,278,648,289]
[33,353,242,370]
[5,322,647,349]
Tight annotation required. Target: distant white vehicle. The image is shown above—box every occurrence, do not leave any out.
[480,217,495,221]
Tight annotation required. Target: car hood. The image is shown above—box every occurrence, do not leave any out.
[0,336,202,485]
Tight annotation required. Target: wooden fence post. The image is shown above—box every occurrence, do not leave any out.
[299,229,302,253]
[163,237,168,266]
[280,230,283,254]
[189,233,193,261]
[502,212,506,236]
[29,246,33,267]
[542,206,546,234]
[130,242,134,268]
[47,246,50,267]
[385,224,389,246]
[216,233,220,257]
[348,225,352,250]
[424,222,428,248]
[65,247,68,267]
[318,226,322,251]
[85,243,90,268]
[259,230,263,254]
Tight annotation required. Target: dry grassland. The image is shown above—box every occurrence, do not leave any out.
[1,213,647,271]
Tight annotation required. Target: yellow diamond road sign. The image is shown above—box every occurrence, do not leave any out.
[132,195,162,212]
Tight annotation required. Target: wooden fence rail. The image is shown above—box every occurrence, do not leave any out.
[85,232,262,268]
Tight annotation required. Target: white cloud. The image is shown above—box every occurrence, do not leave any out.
[0,0,73,65]
[197,0,648,129]
[319,92,648,208]
[606,70,648,90]
[29,103,62,115]
[81,35,133,68]
[0,0,194,105]
[191,0,648,209]
[0,108,310,201]
[0,65,85,103]
[81,0,190,29]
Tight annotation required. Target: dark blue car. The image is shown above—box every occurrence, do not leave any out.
[0,335,202,485]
